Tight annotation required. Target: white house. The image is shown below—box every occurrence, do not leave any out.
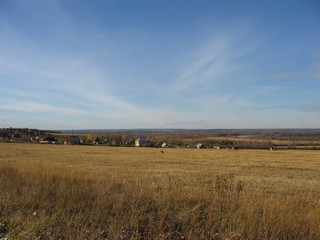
[196,143,206,149]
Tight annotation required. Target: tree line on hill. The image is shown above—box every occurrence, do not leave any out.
[0,128,58,141]
[0,128,43,139]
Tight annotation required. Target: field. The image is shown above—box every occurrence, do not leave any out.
[1,143,320,239]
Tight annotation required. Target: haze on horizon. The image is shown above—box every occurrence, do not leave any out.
[1,0,320,130]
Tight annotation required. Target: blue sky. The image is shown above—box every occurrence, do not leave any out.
[1,0,320,129]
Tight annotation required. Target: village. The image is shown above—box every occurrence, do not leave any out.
[2,127,320,150]
[0,129,216,149]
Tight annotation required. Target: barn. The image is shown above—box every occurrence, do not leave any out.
[135,137,149,147]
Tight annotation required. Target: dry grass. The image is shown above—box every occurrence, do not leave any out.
[1,143,320,239]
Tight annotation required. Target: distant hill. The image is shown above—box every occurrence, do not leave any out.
[59,128,320,141]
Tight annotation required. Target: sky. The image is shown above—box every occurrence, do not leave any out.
[0,0,320,129]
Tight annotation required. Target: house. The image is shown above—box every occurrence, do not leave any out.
[46,136,56,144]
[12,133,21,139]
[111,140,119,146]
[93,137,101,144]
[126,139,135,146]
[196,143,206,149]
[135,137,149,147]
[69,136,80,144]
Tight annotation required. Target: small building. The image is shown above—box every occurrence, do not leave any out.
[93,137,101,144]
[12,133,21,139]
[135,137,149,147]
[111,140,122,146]
[40,136,57,144]
[126,139,135,146]
[196,143,206,149]
[69,136,80,144]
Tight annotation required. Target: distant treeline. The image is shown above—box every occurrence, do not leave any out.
[2,127,320,149]
[63,128,320,141]
[0,128,58,139]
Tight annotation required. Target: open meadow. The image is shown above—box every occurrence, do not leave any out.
[1,143,320,239]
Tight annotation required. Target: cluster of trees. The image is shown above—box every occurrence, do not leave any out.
[185,139,273,149]
[0,128,62,144]
[210,129,320,141]
[85,133,135,146]
[0,128,46,139]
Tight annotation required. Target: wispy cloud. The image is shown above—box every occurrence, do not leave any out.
[171,23,257,91]
[270,71,320,80]
[167,120,207,127]
[287,101,320,113]
[172,38,238,92]
[312,60,320,68]
[0,100,86,116]
[0,17,140,114]
[173,40,231,90]
[268,57,320,81]
[1,0,319,129]
[254,100,320,114]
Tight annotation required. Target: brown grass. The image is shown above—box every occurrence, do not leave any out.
[0,143,320,239]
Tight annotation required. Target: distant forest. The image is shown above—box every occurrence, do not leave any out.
[61,128,320,141]
[0,128,58,139]
[1,127,320,141]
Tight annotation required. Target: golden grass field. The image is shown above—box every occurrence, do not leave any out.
[1,143,320,239]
